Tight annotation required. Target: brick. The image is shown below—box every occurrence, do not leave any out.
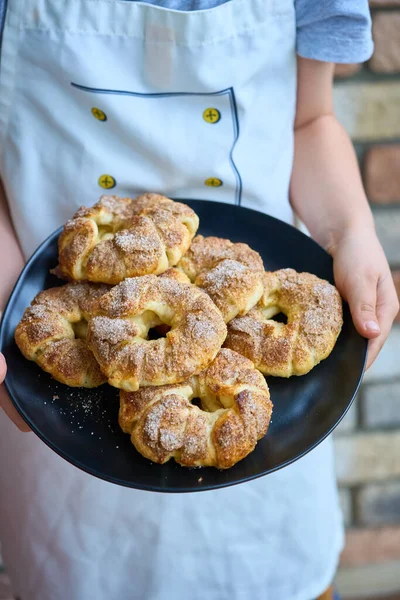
[0,572,13,598]
[334,63,361,78]
[335,399,358,435]
[339,488,353,527]
[370,13,400,73]
[334,82,400,140]
[364,326,400,383]
[336,561,400,599]
[364,145,400,204]
[363,381,400,429]
[335,431,400,485]
[357,481,400,526]
[374,211,400,265]
[394,271,400,323]
[340,527,400,567]
[370,0,400,5]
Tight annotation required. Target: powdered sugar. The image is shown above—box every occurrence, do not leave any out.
[159,429,181,451]
[26,305,52,321]
[39,375,118,439]
[201,259,248,291]
[90,316,140,344]
[302,308,326,334]
[144,401,165,443]
[185,311,219,342]
[114,230,161,254]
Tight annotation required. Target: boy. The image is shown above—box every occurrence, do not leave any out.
[0,1,398,599]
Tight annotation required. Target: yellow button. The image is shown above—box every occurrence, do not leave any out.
[98,174,116,189]
[205,178,223,187]
[91,107,107,121]
[203,108,221,124]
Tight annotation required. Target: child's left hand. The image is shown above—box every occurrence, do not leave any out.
[330,227,399,369]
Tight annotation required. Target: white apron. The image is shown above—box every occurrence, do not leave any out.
[0,1,344,599]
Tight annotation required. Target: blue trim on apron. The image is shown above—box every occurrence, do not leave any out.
[0,0,8,70]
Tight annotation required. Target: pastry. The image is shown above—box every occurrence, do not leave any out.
[57,194,199,284]
[87,275,227,391]
[225,269,343,377]
[119,348,272,469]
[178,235,264,322]
[15,283,109,387]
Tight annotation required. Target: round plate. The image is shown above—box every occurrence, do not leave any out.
[0,200,367,492]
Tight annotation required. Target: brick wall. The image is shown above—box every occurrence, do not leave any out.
[333,3,400,597]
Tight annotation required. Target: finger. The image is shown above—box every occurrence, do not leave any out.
[0,388,31,432]
[0,392,31,432]
[366,336,384,370]
[0,352,6,384]
[345,272,381,339]
[366,309,398,369]
[366,322,392,370]
[0,353,31,431]
[366,282,399,370]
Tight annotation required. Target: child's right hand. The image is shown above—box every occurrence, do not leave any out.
[0,352,30,431]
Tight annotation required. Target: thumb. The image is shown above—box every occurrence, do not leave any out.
[0,353,6,384]
[346,275,381,339]
[0,353,31,431]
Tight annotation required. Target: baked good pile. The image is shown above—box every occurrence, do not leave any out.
[15,193,343,469]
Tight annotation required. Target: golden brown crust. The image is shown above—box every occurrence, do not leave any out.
[15,283,109,387]
[134,194,199,263]
[177,236,264,322]
[119,348,272,469]
[195,259,264,323]
[225,269,343,377]
[87,275,227,391]
[158,267,191,285]
[178,235,264,281]
[57,194,199,284]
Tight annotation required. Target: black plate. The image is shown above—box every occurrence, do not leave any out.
[0,200,367,492]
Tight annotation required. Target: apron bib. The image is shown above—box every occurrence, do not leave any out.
[0,0,296,258]
[0,2,344,599]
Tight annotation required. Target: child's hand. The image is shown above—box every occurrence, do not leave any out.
[330,228,399,369]
[0,352,30,431]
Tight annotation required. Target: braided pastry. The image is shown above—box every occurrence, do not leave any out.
[119,349,272,469]
[57,194,199,284]
[87,275,227,391]
[159,267,191,285]
[225,269,343,377]
[15,283,109,387]
[177,235,264,322]
[178,235,264,279]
